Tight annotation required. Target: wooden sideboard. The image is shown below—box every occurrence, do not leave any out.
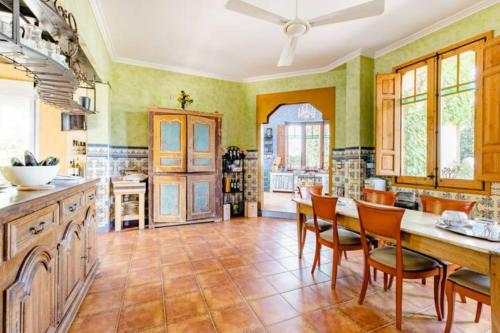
[0,179,99,333]
[148,108,223,227]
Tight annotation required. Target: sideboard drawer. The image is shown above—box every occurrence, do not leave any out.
[61,192,85,222]
[85,188,97,206]
[5,204,59,259]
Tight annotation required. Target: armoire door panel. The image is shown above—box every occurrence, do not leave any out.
[154,176,186,222]
[187,174,215,220]
[153,114,186,172]
[187,115,216,172]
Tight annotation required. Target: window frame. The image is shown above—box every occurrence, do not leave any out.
[391,32,492,193]
[285,121,329,170]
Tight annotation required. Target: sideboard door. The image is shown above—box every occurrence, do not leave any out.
[153,175,186,223]
[5,247,57,333]
[187,174,215,220]
[187,115,216,172]
[154,114,187,172]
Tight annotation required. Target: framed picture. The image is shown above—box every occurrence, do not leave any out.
[264,128,273,138]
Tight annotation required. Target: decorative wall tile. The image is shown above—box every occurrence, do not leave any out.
[244,150,258,202]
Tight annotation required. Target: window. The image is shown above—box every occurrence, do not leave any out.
[384,36,487,191]
[285,122,329,170]
[0,80,37,169]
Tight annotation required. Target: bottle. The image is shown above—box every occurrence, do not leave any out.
[69,160,74,176]
[75,158,81,177]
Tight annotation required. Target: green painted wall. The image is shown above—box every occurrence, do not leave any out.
[110,63,249,148]
[374,3,500,74]
[243,66,347,149]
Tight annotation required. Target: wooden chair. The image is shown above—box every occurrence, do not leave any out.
[355,200,445,329]
[310,194,364,288]
[297,185,329,258]
[420,195,477,308]
[363,188,398,283]
[445,268,490,333]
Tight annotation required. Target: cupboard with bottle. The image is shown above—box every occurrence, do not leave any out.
[222,146,245,217]
[148,108,223,226]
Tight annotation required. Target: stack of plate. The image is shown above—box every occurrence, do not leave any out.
[121,201,139,216]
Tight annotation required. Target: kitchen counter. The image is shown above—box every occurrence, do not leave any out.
[0,178,99,223]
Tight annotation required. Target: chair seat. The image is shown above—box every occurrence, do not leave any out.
[305,218,332,232]
[448,269,490,296]
[369,246,441,272]
[319,228,361,245]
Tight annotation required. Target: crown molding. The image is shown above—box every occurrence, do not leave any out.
[113,56,243,82]
[242,49,370,83]
[374,0,499,58]
[89,0,117,59]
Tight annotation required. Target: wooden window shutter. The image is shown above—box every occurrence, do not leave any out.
[375,73,401,176]
[477,37,500,182]
[277,124,285,168]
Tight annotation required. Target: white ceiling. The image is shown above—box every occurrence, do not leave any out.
[92,0,496,82]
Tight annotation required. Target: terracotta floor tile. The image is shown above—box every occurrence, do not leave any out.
[191,258,224,273]
[162,262,195,279]
[123,281,163,306]
[69,309,119,333]
[234,277,278,300]
[266,272,303,292]
[219,255,248,268]
[130,256,161,271]
[161,252,190,265]
[78,290,123,317]
[89,274,127,293]
[337,298,393,331]
[281,286,332,313]
[291,268,331,286]
[137,325,166,332]
[249,294,298,325]
[227,265,262,281]
[97,261,130,277]
[310,281,355,305]
[253,260,288,276]
[118,300,165,332]
[203,284,244,310]
[196,270,233,289]
[303,307,364,333]
[165,292,207,322]
[211,303,263,333]
[163,275,199,297]
[166,314,215,333]
[127,266,162,287]
[266,316,318,333]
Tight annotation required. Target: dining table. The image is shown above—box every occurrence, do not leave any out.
[293,196,500,333]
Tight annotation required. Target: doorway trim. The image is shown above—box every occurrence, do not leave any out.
[256,87,336,211]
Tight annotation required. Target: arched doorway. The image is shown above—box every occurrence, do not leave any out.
[256,87,336,215]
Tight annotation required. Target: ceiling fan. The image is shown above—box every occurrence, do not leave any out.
[225,0,385,67]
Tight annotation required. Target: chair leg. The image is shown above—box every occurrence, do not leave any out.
[440,265,448,318]
[383,273,388,291]
[444,282,456,333]
[311,242,321,274]
[374,268,378,282]
[474,302,482,323]
[299,226,307,258]
[358,261,370,305]
[338,250,343,266]
[388,275,394,290]
[331,249,340,289]
[433,273,442,321]
[344,251,348,260]
[422,278,426,285]
[460,294,467,303]
[395,276,403,330]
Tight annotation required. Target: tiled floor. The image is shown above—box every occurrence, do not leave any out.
[70,217,491,333]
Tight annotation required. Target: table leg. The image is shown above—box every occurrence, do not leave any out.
[491,254,500,333]
[115,194,122,232]
[296,204,304,258]
[139,192,145,230]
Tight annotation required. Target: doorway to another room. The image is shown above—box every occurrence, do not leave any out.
[261,103,330,216]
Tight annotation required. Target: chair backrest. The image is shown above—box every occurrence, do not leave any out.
[355,200,406,272]
[355,200,405,243]
[363,188,398,206]
[420,195,476,217]
[297,185,323,200]
[310,193,338,239]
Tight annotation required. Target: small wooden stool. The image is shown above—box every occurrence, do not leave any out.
[112,179,146,231]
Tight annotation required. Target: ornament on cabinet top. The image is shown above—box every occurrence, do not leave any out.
[178,90,194,110]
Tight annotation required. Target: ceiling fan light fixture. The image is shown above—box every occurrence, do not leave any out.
[284,19,310,37]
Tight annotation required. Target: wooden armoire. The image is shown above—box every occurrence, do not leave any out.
[148,108,223,227]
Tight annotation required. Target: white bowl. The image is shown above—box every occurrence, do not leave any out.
[0,165,59,186]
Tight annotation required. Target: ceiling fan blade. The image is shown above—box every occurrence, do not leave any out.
[225,0,287,25]
[309,0,385,27]
[278,36,299,67]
